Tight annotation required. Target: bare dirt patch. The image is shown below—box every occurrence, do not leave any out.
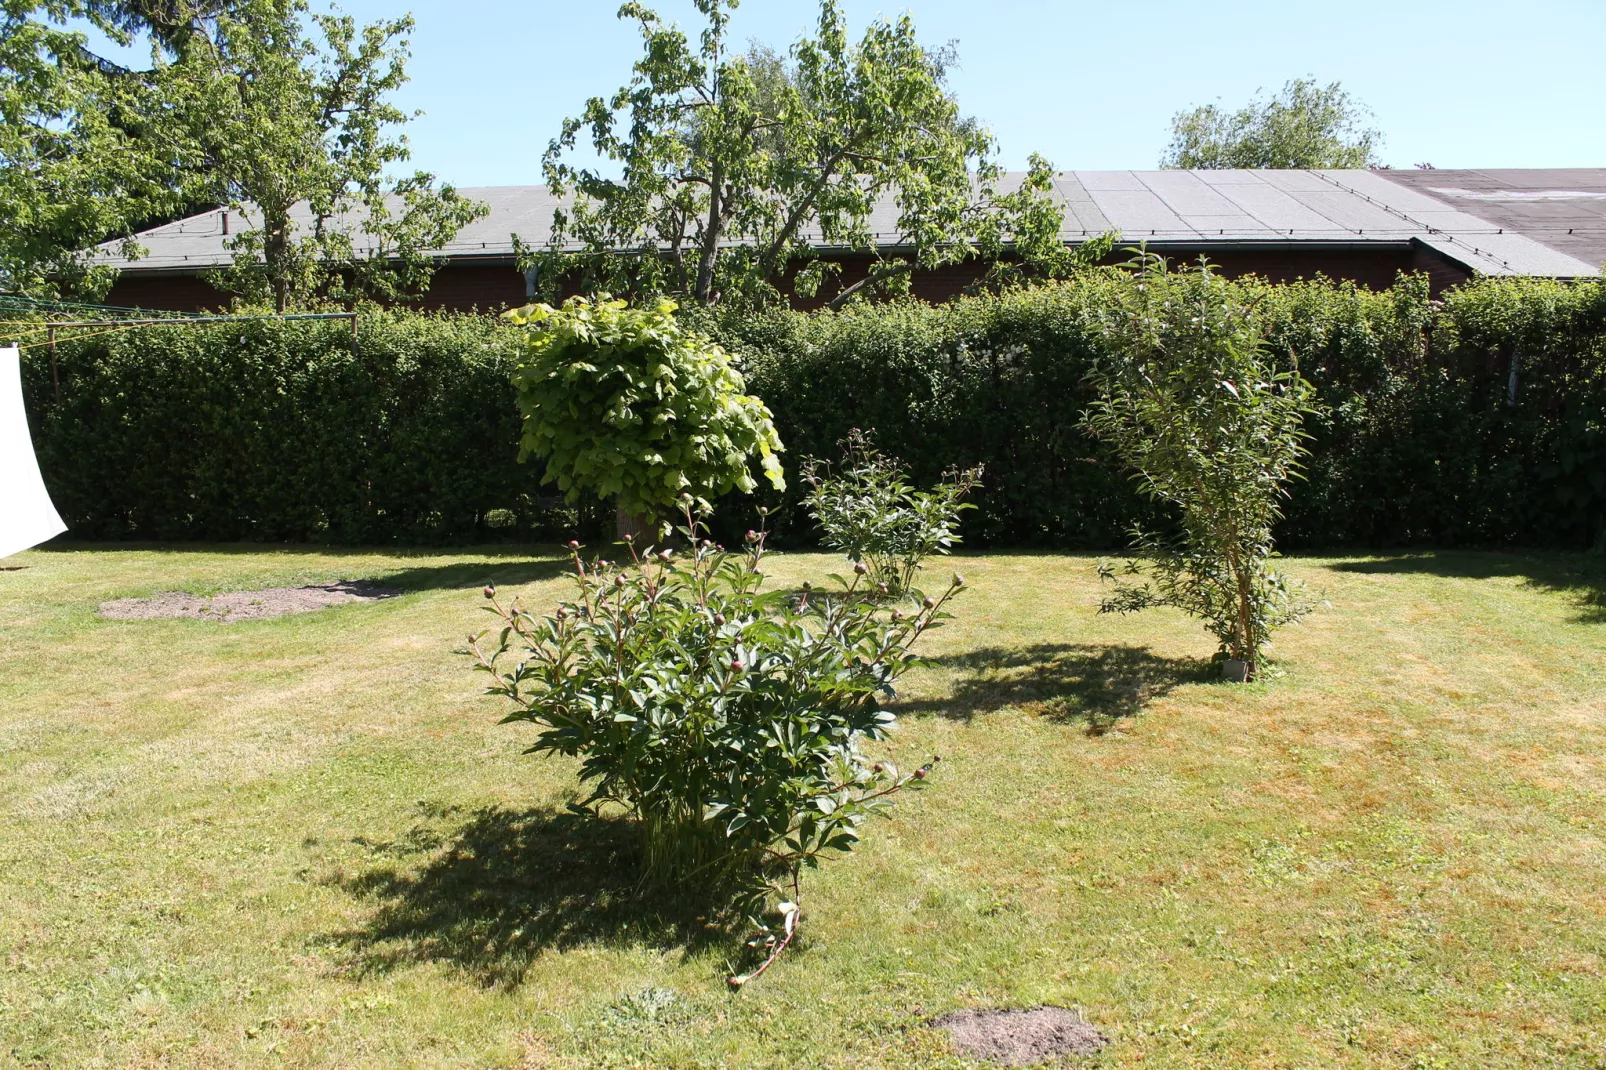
[99,581,398,622]
[933,1006,1107,1065]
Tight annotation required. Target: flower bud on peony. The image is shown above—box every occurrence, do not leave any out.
[483,585,495,599]
[853,561,868,575]
[914,767,927,780]
[713,613,726,626]
[730,659,744,672]
[953,574,965,587]
[872,763,885,773]
[568,539,580,550]
[613,574,626,587]
[923,597,936,609]
[745,530,758,543]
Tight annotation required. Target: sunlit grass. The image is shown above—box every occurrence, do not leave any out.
[1,543,1603,1068]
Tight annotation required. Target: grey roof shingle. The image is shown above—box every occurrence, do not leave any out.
[97,169,1605,278]
[1373,168,1606,270]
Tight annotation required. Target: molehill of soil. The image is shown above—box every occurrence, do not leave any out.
[99,581,398,622]
[932,1006,1108,1065]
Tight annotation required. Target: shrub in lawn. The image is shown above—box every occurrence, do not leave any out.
[802,428,982,597]
[504,295,786,541]
[1083,254,1322,681]
[469,502,961,984]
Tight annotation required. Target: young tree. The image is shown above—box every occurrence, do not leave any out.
[1160,78,1382,170]
[538,0,1070,309]
[504,294,785,540]
[1083,255,1322,680]
[164,0,486,310]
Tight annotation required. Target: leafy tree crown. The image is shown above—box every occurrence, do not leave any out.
[1161,78,1382,170]
[505,294,785,522]
[536,0,1070,309]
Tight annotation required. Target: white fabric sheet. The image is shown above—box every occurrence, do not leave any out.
[0,346,67,558]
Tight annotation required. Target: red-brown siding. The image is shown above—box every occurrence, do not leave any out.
[105,242,1473,315]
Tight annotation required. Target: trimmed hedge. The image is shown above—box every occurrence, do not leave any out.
[21,313,595,543]
[721,273,1606,550]
[19,273,1606,548]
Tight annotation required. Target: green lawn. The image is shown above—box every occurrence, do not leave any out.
[2,544,1604,1068]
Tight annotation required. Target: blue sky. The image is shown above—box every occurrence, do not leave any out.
[113,0,1606,186]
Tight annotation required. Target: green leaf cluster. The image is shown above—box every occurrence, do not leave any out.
[0,0,484,308]
[469,509,959,928]
[803,428,981,596]
[537,0,1069,309]
[1161,78,1382,170]
[21,311,550,542]
[0,1,195,298]
[505,295,785,525]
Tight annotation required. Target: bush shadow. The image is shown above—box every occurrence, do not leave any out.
[1328,550,1606,624]
[329,805,737,989]
[371,557,569,592]
[901,643,1211,733]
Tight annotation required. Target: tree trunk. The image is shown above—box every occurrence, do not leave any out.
[693,166,725,305]
[615,505,655,547]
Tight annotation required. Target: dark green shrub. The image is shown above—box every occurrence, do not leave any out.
[20,311,595,543]
[469,506,958,983]
[18,274,1606,550]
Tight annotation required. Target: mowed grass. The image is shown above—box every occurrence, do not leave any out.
[2,544,1605,1069]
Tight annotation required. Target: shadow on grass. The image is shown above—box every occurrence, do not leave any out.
[1328,550,1606,624]
[901,643,1211,733]
[35,541,572,593]
[331,806,735,989]
[371,557,569,592]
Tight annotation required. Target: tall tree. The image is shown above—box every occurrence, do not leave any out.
[539,0,1071,309]
[165,0,486,310]
[0,1,194,298]
[1160,78,1382,170]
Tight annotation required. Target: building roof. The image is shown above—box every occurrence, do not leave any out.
[1371,168,1606,270]
[98,169,1605,279]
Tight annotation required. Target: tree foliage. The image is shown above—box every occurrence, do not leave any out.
[1160,78,1382,170]
[1082,255,1323,678]
[538,0,1071,309]
[164,0,486,310]
[504,294,785,531]
[0,1,194,297]
[0,0,483,308]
